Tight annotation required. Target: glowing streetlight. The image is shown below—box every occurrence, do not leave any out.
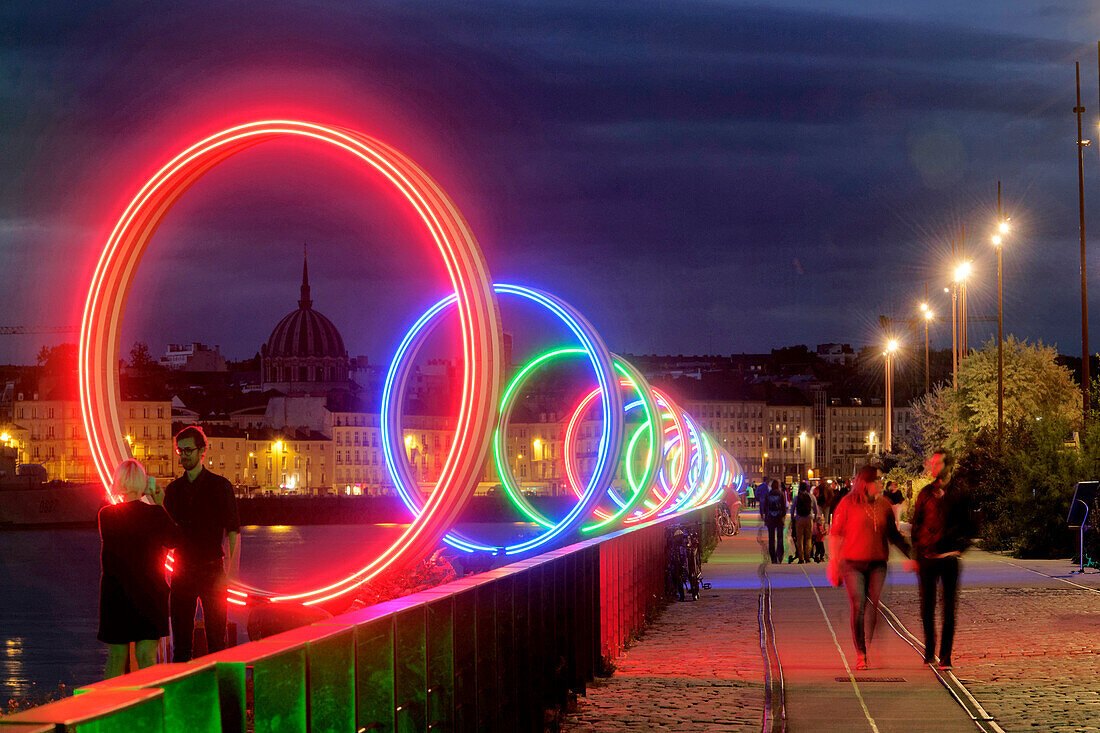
[950,260,973,387]
[883,339,898,453]
[0,432,9,444]
[993,181,1010,450]
[920,303,934,394]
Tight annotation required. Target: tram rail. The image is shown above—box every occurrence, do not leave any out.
[754,520,1011,733]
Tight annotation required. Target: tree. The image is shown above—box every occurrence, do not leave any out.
[129,342,155,370]
[911,336,1079,456]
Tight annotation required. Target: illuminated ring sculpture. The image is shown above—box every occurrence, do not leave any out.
[381,283,625,554]
[634,390,689,518]
[675,414,714,511]
[559,361,661,530]
[490,350,633,534]
[79,120,503,604]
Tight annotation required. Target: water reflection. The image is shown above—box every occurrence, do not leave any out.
[0,522,543,707]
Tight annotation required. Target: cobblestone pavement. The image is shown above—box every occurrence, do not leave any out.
[562,522,1100,733]
[885,559,1100,733]
[562,587,765,732]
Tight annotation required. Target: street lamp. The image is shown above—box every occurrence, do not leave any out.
[1075,60,1090,423]
[884,339,898,452]
[952,261,972,389]
[920,303,933,395]
[992,182,1010,450]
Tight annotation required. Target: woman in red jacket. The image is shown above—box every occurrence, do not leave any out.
[827,464,914,669]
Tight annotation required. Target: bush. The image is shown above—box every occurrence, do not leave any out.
[964,423,1081,558]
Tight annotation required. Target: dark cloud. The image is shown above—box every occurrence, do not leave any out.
[2,0,1099,365]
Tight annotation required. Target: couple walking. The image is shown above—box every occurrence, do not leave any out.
[97,426,240,676]
[826,451,971,671]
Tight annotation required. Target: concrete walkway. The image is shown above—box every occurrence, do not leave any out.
[565,514,1100,731]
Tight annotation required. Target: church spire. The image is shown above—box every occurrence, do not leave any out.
[299,244,312,309]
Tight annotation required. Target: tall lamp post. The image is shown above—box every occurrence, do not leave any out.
[884,338,898,452]
[992,182,1010,450]
[952,262,971,389]
[919,302,933,395]
[1075,60,1091,422]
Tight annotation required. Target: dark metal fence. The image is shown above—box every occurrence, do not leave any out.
[0,506,711,733]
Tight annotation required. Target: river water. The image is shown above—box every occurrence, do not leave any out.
[0,522,540,708]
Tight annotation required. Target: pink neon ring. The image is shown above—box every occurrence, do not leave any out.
[79,120,502,605]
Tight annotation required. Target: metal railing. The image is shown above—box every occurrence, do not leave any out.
[0,506,711,733]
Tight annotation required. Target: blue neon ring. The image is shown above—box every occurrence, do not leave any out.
[381,283,623,555]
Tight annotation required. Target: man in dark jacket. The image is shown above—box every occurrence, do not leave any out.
[763,480,788,563]
[165,426,240,661]
[910,449,974,670]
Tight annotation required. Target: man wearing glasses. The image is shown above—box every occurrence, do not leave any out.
[165,425,240,661]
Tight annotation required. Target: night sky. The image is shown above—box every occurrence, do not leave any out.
[3,1,1100,367]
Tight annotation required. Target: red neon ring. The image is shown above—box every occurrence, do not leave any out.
[79,120,502,605]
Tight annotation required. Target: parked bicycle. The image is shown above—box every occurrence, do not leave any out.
[666,524,703,601]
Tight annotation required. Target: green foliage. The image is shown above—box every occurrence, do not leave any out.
[911,337,1088,558]
[966,426,1079,558]
[911,336,1079,457]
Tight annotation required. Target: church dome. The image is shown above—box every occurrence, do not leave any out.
[266,308,346,359]
[265,257,346,359]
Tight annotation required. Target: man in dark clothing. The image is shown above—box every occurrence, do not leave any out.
[910,449,973,670]
[763,480,787,563]
[165,426,240,662]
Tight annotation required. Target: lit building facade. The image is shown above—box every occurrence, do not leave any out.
[8,398,173,482]
[195,427,333,493]
[684,399,815,481]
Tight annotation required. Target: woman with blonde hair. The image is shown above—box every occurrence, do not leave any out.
[827,464,914,669]
[97,459,181,676]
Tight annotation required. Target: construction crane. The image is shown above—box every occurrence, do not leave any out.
[878,314,995,335]
[0,326,78,335]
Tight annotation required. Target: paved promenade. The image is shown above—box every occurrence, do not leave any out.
[563,515,1100,732]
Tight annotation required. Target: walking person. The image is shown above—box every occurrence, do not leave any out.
[827,464,914,669]
[755,478,768,515]
[819,480,835,526]
[763,479,787,563]
[793,480,819,563]
[910,449,974,670]
[98,460,182,677]
[165,426,241,662]
[883,479,905,525]
[730,486,742,534]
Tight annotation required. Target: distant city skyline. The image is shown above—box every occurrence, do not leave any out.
[4,2,1100,365]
